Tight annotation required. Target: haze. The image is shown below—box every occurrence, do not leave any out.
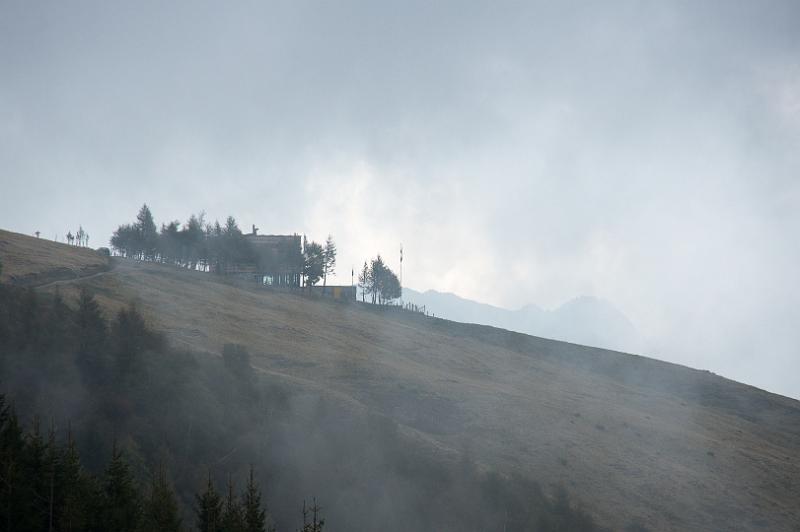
[1,1,798,398]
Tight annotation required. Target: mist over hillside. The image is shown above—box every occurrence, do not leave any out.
[2,1,800,529]
[403,288,643,354]
[2,230,800,531]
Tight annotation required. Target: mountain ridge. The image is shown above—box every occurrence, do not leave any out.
[403,287,643,354]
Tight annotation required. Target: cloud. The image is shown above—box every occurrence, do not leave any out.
[1,0,799,397]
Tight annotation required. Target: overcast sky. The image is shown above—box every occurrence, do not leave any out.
[1,1,798,398]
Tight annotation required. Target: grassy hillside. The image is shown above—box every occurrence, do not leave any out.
[3,229,800,531]
[0,229,109,285]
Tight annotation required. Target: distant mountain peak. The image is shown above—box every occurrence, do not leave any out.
[404,287,641,353]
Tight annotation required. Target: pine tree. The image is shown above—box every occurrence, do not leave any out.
[74,289,107,385]
[322,235,337,292]
[45,422,61,532]
[111,304,161,383]
[136,204,158,260]
[100,442,141,532]
[140,466,182,532]
[45,288,74,358]
[243,466,269,532]
[196,472,223,532]
[19,416,48,530]
[221,476,246,532]
[59,427,90,532]
[358,261,369,302]
[0,398,25,531]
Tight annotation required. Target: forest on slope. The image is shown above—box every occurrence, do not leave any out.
[0,280,605,531]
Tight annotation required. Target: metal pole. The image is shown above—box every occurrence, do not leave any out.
[400,244,403,304]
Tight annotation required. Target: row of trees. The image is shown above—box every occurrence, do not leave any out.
[110,204,337,289]
[358,255,401,304]
[111,205,255,274]
[0,393,281,531]
[66,226,90,247]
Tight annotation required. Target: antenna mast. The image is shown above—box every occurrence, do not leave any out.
[400,243,403,303]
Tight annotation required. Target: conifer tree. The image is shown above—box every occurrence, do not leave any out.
[45,422,60,532]
[221,476,246,532]
[358,261,369,302]
[196,472,223,532]
[101,442,141,532]
[45,288,74,357]
[182,212,206,270]
[322,235,337,292]
[243,466,269,532]
[74,289,107,385]
[111,304,161,382]
[140,466,182,532]
[111,223,138,258]
[0,397,25,530]
[136,204,158,260]
[59,427,91,532]
[20,416,48,530]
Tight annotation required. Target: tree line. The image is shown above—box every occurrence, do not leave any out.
[110,205,257,274]
[110,204,337,289]
[66,226,90,247]
[0,392,291,531]
[0,284,325,532]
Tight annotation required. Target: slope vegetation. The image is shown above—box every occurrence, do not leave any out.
[3,229,799,531]
[0,229,109,285]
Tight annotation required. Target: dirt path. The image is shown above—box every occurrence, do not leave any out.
[33,267,113,289]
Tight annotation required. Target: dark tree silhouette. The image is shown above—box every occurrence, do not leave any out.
[303,240,324,288]
[141,466,182,532]
[221,476,246,532]
[136,204,158,260]
[299,499,324,532]
[100,442,142,532]
[74,289,107,385]
[358,261,369,302]
[322,235,337,292]
[361,255,401,304]
[196,472,223,532]
[243,466,271,532]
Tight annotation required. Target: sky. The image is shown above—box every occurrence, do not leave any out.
[1,1,799,398]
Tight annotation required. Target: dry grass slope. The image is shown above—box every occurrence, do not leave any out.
[3,229,799,531]
[0,229,109,285]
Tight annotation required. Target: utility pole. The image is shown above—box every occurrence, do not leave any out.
[399,244,403,304]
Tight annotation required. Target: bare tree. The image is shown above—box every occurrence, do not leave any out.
[300,498,324,532]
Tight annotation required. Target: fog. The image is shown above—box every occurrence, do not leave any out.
[1,1,798,398]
